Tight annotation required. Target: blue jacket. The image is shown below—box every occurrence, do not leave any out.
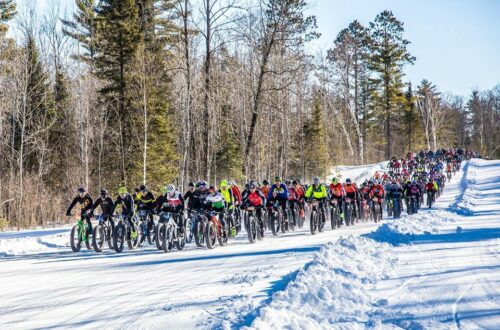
[268,183,288,200]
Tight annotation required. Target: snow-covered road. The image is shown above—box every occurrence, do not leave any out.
[0,163,386,329]
[1,159,499,329]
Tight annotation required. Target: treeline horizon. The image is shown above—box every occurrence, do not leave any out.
[0,0,498,230]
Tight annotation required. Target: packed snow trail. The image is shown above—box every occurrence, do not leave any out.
[247,159,500,329]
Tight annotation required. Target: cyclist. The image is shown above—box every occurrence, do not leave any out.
[155,184,185,231]
[369,179,385,219]
[206,186,228,230]
[220,180,237,236]
[112,187,137,238]
[343,178,360,219]
[260,180,271,197]
[293,180,306,218]
[267,176,289,220]
[425,178,438,204]
[135,185,155,230]
[92,189,115,229]
[328,177,345,220]
[241,181,266,232]
[286,180,300,226]
[66,187,94,236]
[183,182,196,210]
[305,177,328,220]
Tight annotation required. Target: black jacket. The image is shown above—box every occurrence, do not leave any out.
[92,196,114,216]
[112,194,135,216]
[66,194,94,216]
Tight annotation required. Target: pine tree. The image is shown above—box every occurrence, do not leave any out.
[367,11,415,159]
[302,93,328,179]
[61,0,99,63]
[214,105,243,181]
[95,0,142,184]
[0,0,16,35]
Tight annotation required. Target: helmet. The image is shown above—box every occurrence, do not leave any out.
[331,177,338,184]
[228,180,236,186]
[285,180,291,185]
[249,182,257,189]
[313,177,320,184]
[274,176,281,182]
[346,178,352,184]
[77,187,86,194]
[209,185,217,192]
[188,182,195,188]
[139,185,147,192]
[198,180,207,188]
[262,180,269,185]
[167,184,175,194]
[220,180,229,188]
[292,180,298,185]
[100,189,108,196]
[160,186,168,194]
[118,187,128,195]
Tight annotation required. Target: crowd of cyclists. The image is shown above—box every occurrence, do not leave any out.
[66,147,478,254]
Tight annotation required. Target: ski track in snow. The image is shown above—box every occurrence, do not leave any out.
[1,160,500,329]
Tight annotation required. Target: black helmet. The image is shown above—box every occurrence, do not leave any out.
[249,182,257,189]
[188,182,195,187]
[292,180,298,185]
[285,180,291,185]
[262,180,269,185]
[139,185,147,192]
[77,187,86,194]
[100,189,108,196]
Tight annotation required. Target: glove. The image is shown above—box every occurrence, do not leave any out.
[66,212,72,217]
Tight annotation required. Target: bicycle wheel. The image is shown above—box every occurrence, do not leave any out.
[113,222,126,253]
[127,221,140,250]
[247,215,257,244]
[194,218,205,247]
[310,210,318,235]
[205,221,217,249]
[92,225,105,252]
[156,222,164,250]
[147,221,156,245]
[70,225,82,252]
[330,208,337,230]
[185,217,193,244]
[162,223,174,253]
[176,227,186,251]
[270,212,280,236]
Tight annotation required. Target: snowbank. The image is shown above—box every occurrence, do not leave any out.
[246,236,397,330]
[447,159,479,216]
[0,232,69,257]
[365,210,459,246]
[246,210,461,329]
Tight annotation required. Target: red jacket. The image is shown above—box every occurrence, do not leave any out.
[231,186,242,204]
[425,182,437,191]
[287,187,299,201]
[329,183,345,198]
[295,185,305,198]
[369,184,385,198]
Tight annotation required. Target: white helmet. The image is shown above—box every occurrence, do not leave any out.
[167,184,175,194]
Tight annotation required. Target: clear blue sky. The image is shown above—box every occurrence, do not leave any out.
[308,0,500,96]
[33,0,500,96]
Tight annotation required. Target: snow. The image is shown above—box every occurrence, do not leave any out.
[1,158,499,329]
[247,159,500,329]
[329,161,388,183]
[0,228,69,257]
